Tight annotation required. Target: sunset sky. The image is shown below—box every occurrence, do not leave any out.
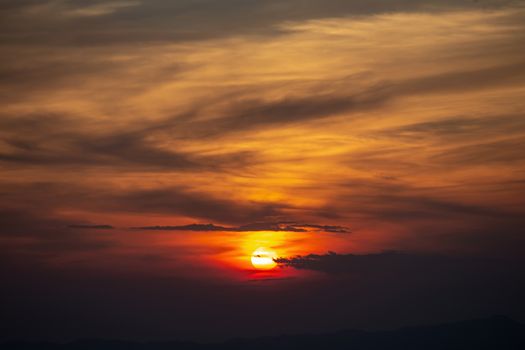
[1,0,525,342]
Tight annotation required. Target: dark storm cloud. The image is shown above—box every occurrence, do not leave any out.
[133,221,350,233]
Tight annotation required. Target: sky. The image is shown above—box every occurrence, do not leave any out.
[1,0,525,342]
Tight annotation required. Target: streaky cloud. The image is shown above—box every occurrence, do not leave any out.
[132,221,350,233]
[68,224,114,230]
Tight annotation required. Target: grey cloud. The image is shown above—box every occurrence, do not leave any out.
[394,60,525,96]
[327,177,524,222]
[314,177,525,257]
[274,251,525,276]
[236,222,306,232]
[0,182,290,225]
[1,20,524,143]
[133,221,350,233]
[188,92,388,137]
[432,137,525,165]
[292,223,351,233]
[274,251,422,273]
[1,0,513,47]
[68,224,114,229]
[165,60,525,138]
[134,223,230,232]
[348,134,525,176]
[347,114,525,176]
[0,114,256,172]
[8,63,520,170]
[0,209,116,254]
[355,193,518,221]
[113,188,289,225]
[0,55,187,103]
[377,114,525,141]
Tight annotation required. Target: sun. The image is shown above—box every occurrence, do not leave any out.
[251,247,277,270]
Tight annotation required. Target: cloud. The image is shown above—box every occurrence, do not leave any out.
[110,188,289,225]
[156,60,525,139]
[0,0,523,282]
[293,224,351,233]
[0,181,293,226]
[321,176,521,221]
[0,2,524,342]
[274,251,524,275]
[0,209,116,255]
[133,223,230,231]
[275,251,406,273]
[393,60,525,95]
[192,92,388,137]
[307,174,525,258]
[68,224,114,229]
[133,221,350,233]
[3,58,523,175]
[376,114,525,141]
[432,137,525,165]
[1,0,514,47]
[0,114,257,172]
[347,113,525,177]
[62,1,141,18]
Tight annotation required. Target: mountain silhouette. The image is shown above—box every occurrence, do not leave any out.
[3,316,524,350]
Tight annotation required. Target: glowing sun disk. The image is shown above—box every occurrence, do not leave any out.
[251,247,277,270]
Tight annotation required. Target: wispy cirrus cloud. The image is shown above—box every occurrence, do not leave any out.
[0,114,257,172]
[2,0,513,47]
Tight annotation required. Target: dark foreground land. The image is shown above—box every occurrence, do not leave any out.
[3,316,524,350]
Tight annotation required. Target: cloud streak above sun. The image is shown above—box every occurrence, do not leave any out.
[132,222,350,233]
